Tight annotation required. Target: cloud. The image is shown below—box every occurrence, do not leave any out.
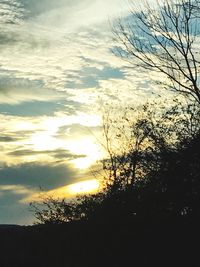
[0,0,25,25]
[0,3,128,108]
[18,0,70,18]
[0,75,65,105]
[8,148,86,160]
[0,0,168,225]
[0,184,32,196]
[0,100,68,117]
[0,162,76,190]
[0,136,18,142]
[55,123,101,140]
[0,125,37,145]
[65,66,124,89]
[21,0,128,31]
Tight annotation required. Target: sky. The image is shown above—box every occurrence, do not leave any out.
[0,0,160,225]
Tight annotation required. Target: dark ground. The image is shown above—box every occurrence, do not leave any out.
[0,216,199,267]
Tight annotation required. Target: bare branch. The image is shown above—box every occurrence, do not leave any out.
[113,0,200,103]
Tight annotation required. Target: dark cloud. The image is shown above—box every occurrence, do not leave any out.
[8,148,86,160]
[52,151,86,160]
[0,162,77,190]
[0,136,18,142]
[5,130,36,141]
[0,130,39,144]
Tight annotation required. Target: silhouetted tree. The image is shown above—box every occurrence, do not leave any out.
[30,193,105,224]
[31,100,200,224]
[101,99,200,219]
[113,0,200,103]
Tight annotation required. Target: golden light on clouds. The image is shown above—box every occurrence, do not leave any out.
[67,137,104,169]
[0,0,138,224]
[21,179,100,204]
[67,179,100,195]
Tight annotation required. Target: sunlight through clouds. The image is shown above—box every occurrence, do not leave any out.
[66,137,104,170]
[0,0,160,224]
[21,178,100,205]
[67,179,100,194]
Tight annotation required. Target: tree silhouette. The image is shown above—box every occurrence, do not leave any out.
[30,193,105,224]
[31,0,200,224]
[31,100,200,224]
[113,0,200,103]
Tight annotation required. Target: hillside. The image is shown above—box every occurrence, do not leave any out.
[0,217,199,267]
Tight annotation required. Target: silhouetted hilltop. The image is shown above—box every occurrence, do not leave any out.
[0,216,199,267]
[9,101,198,267]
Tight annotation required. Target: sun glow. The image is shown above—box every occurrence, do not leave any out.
[67,179,100,195]
[67,138,104,169]
[21,179,101,203]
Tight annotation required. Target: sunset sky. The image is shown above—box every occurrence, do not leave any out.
[0,0,161,224]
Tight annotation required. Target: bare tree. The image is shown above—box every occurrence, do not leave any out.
[101,102,171,190]
[113,0,200,103]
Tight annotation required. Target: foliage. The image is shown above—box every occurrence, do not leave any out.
[31,99,200,224]
[30,193,105,224]
[101,99,200,218]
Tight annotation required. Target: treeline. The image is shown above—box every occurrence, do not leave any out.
[31,0,200,226]
[31,99,200,224]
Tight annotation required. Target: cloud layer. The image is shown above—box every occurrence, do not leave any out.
[0,0,161,224]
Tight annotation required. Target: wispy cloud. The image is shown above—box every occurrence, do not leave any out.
[0,0,164,224]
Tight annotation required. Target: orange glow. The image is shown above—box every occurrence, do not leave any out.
[67,179,100,195]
